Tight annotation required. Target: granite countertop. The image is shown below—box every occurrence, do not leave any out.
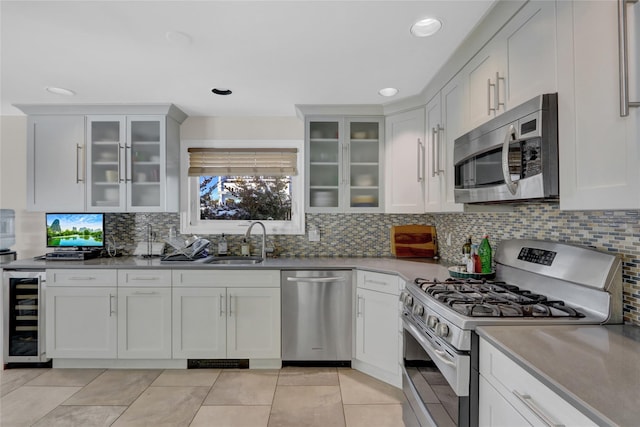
[3,256,451,284]
[477,324,640,427]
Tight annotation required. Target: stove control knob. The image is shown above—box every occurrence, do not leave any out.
[435,323,449,337]
[399,291,409,304]
[405,295,413,308]
[426,315,439,328]
[412,304,424,316]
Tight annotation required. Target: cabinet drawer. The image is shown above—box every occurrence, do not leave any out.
[173,269,280,287]
[47,269,117,286]
[480,338,596,426]
[118,270,171,287]
[357,270,401,295]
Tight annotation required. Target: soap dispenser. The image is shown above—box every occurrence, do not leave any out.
[218,234,228,256]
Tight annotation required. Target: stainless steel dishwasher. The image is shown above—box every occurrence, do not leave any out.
[281,270,352,364]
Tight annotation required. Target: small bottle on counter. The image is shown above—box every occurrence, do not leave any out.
[241,238,250,256]
[218,233,228,256]
[472,244,481,274]
[466,251,475,274]
[462,236,472,255]
[478,235,492,273]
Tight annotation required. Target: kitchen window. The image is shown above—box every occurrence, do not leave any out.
[180,140,305,235]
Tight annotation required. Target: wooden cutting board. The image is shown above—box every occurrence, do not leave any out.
[390,224,437,258]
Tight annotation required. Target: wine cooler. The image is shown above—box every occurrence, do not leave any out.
[3,270,50,365]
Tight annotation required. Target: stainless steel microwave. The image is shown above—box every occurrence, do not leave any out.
[453,93,558,203]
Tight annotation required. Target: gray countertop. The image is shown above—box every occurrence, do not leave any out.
[3,256,450,284]
[477,324,640,427]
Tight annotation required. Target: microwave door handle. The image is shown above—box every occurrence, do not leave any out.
[502,124,519,195]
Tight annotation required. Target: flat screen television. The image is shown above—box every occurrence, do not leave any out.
[46,213,104,249]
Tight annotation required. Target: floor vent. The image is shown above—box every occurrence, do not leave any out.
[188,359,249,369]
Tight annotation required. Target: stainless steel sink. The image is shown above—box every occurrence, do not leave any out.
[206,256,264,265]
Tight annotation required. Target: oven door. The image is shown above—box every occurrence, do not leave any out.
[402,316,471,427]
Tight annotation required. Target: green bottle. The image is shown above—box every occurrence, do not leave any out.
[478,235,492,273]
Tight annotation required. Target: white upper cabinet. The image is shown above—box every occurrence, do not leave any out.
[384,108,425,213]
[424,76,465,213]
[86,114,179,212]
[557,0,640,210]
[462,1,558,131]
[18,104,186,213]
[26,115,86,212]
[306,116,384,213]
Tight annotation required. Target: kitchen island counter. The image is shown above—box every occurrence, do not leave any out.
[477,324,640,427]
[4,256,450,284]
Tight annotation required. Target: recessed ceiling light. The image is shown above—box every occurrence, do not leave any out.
[211,88,233,96]
[410,17,442,37]
[45,87,75,96]
[378,87,399,97]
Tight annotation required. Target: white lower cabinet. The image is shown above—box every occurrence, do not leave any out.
[354,271,402,387]
[46,286,117,359]
[117,287,171,359]
[479,337,596,427]
[172,270,281,360]
[172,287,226,359]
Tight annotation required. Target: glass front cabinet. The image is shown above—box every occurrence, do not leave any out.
[306,117,384,212]
[86,115,179,212]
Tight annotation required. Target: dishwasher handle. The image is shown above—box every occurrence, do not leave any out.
[286,276,346,283]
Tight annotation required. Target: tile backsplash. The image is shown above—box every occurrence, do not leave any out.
[106,204,640,325]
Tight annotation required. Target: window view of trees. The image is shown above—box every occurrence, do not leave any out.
[199,176,292,221]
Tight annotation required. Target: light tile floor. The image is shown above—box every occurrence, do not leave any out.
[0,367,416,427]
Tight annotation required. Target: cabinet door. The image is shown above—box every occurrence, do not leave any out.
[117,287,171,359]
[425,94,443,211]
[464,41,506,129]
[384,108,425,213]
[346,117,384,212]
[479,375,531,427]
[501,1,557,110]
[172,287,226,359]
[46,287,117,358]
[440,75,465,213]
[355,287,400,383]
[27,115,86,211]
[86,116,126,212]
[307,118,343,212]
[557,0,640,210]
[127,116,166,211]
[227,287,281,359]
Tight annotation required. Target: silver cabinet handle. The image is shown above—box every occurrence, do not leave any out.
[502,124,519,195]
[129,276,161,281]
[219,293,225,317]
[417,138,425,182]
[435,125,444,175]
[495,72,505,112]
[512,391,564,427]
[356,295,363,317]
[618,0,640,116]
[76,144,84,183]
[228,294,233,317]
[488,78,496,115]
[69,276,96,281]
[431,127,438,177]
[109,293,116,316]
[132,291,157,295]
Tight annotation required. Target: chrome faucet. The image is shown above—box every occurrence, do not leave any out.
[244,221,266,260]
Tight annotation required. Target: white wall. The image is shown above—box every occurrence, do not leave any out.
[0,115,304,259]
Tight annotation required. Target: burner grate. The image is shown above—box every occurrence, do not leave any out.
[413,276,585,318]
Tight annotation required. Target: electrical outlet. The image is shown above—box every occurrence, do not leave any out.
[308,226,320,242]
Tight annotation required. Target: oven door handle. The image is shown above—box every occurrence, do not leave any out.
[501,124,519,195]
[403,317,456,367]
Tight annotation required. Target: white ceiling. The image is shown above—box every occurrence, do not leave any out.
[0,0,495,117]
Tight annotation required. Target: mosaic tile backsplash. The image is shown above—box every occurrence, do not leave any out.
[106,204,640,325]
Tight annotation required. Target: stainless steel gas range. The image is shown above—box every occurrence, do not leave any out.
[400,239,623,427]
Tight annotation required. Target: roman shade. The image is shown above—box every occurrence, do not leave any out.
[188,148,298,177]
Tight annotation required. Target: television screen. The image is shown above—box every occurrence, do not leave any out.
[46,213,104,249]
